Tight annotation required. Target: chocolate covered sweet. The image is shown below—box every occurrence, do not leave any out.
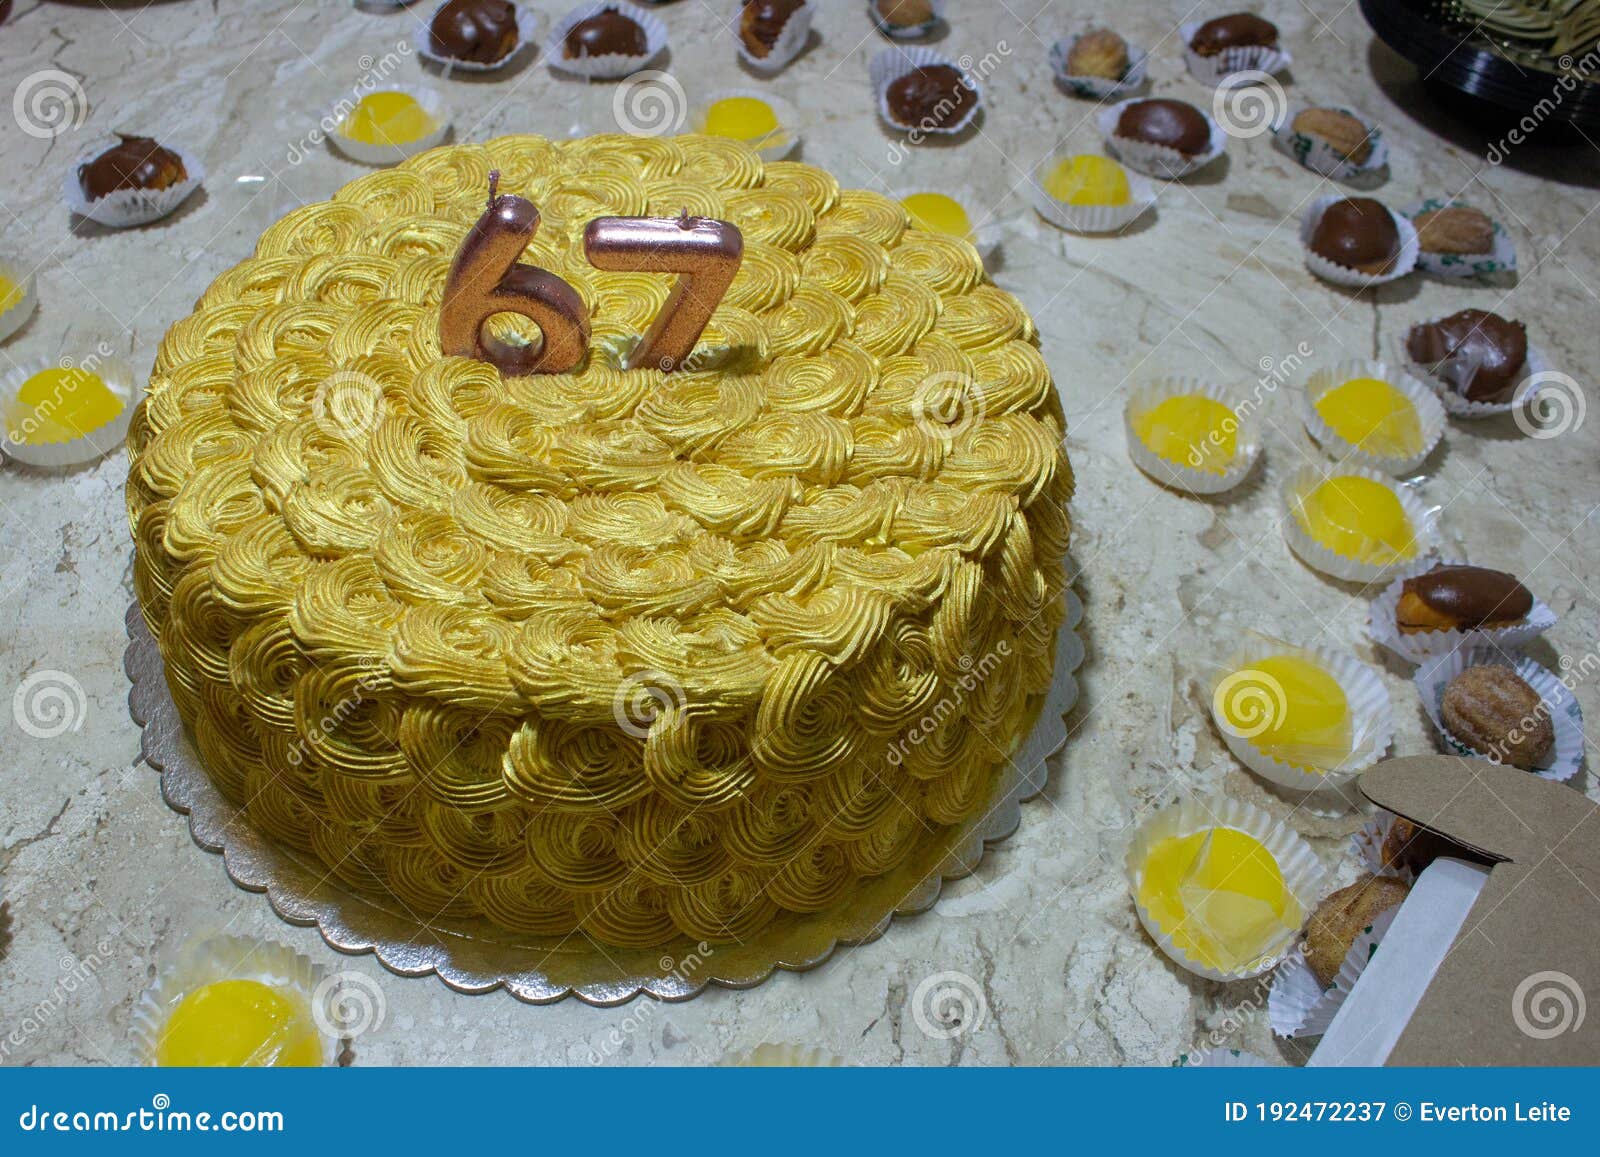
[741,0,804,57]
[1414,205,1495,256]
[1189,12,1279,56]
[78,134,188,201]
[1304,873,1410,987]
[885,64,976,131]
[429,0,521,65]
[1441,665,1554,770]
[1405,309,1528,403]
[1308,197,1401,275]
[1115,98,1211,156]
[564,7,649,59]
[1396,564,1533,635]
[1066,28,1131,80]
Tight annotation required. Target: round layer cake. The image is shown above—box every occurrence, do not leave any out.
[127,133,1073,950]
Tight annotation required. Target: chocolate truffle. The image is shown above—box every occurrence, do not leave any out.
[1115,98,1211,156]
[1405,309,1528,403]
[564,7,649,59]
[1396,564,1533,635]
[1304,874,1411,987]
[741,0,804,58]
[1441,665,1554,770]
[876,0,935,28]
[1308,197,1401,275]
[429,0,521,65]
[78,134,188,201]
[1414,205,1495,255]
[885,64,976,131]
[1189,12,1279,56]
[1066,28,1130,80]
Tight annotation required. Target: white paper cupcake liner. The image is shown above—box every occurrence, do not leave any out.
[694,89,801,162]
[1269,904,1399,1038]
[1272,103,1389,182]
[1366,557,1557,664]
[1098,97,1227,180]
[867,0,946,40]
[416,1,541,73]
[547,2,666,79]
[1395,326,1555,420]
[329,84,450,167]
[63,138,204,229]
[1123,377,1259,495]
[1354,809,1426,882]
[1208,635,1394,792]
[1300,359,1445,477]
[735,0,812,74]
[1029,154,1155,234]
[1415,647,1584,783]
[893,186,999,264]
[1299,196,1419,288]
[871,46,982,137]
[130,935,342,1066]
[1,355,137,468]
[0,258,37,345]
[1281,464,1439,584]
[1404,198,1517,278]
[1125,797,1326,981]
[1048,29,1150,100]
[1174,1047,1272,1067]
[1180,20,1292,86]
[721,1043,849,1066]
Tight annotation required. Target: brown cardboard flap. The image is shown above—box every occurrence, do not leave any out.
[1359,755,1600,1066]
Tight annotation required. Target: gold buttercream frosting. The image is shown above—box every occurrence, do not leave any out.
[129,134,1073,949]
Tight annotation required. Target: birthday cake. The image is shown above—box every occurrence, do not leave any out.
[127,133,1072,949]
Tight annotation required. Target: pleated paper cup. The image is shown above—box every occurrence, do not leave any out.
[1208,638,1394,793]
[734,0,812,74]
[329,84,450,167]
[1405,198,1517,278]
[694,90,801,162]
[0,355,137,468]
[1414,647,1584,783]
[867,0,946,41]
[1098,97,1226,180]
[64,138,204,229]
[1268,904,1400,1038]
[1353,809,1424,882]
[1124,797,1326,982]
[1029,154,1155,234]
[894,186,1000,264]
[1366,557,1557,665]
[1180,20,1292,86]
[416,0,541,72]
[1048,30,1149,100]
[1272,104,1389,182]
[1299,196,1419,288]
[1396,326,1556,420]
[1123,377,1259,495]
[1174,1048,1272,1067]
[721,1043,849,1066]
[1300,359,1445,477]
[871,46,982,137]
[130,935,342,1067]
[547,1,665,79]
[1281,464,1439,584]
[0,258,37,345]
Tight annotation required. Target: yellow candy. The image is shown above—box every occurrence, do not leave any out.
[342,91,436,147]
[1220,653,1351,768]
[155,979,323,1067]
[1295,474,1417,564]
[1132,394,1237,474]
[1138,827,1299,973]
[1315,377,1423,459]
[900,192,973,241]
[0,273,21,319]
[1043,155,1131,206]
[704,96,781,145]
[6,367,123,445]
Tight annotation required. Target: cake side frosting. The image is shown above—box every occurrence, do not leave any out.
[127,133,1074,948]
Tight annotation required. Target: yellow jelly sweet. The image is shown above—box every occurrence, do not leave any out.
[1295,474,1418,564]
[0,273,21,319]
[155,979,323,1067]
[6,367,123,445]
[1138,827,1300,972]
[1219,653,1351,768]
[1133,394,1237,474]
[704,96,781,144]
[901,192,973,241]
[1314,377,1423,460]
[1043,155,1131,206]
[342,91,436,147]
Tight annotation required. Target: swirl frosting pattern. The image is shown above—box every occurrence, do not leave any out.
[129,135,1074,950]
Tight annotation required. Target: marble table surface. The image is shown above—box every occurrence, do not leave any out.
[0,0,1596,1067]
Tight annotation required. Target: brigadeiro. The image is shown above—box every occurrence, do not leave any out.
[65,133,204,228]
[1189,12,1279,55]
[78,134,187,201]
[1405,309,1529,404]
[1182,10,1290,85]
[1100,97,1222,178]
[736,0,812,72]
[428,0,523,66]
[566,7,648,58]
[885,63,977,131]
[1303,196,1416,283]
[552,2,666,77]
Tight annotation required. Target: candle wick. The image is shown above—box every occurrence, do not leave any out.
[487,170,501,209]
[677,208,693,229]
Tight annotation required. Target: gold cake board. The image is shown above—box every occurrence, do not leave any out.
[124,582,1084,1006]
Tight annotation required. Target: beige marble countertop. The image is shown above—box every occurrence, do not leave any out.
[0,0,1596,1067]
